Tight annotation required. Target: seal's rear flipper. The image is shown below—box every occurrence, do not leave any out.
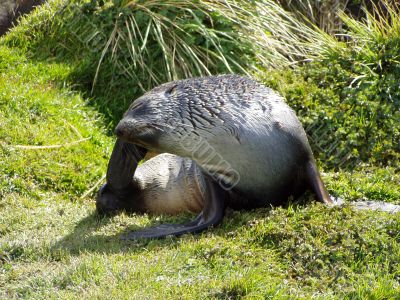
[122,177,225,239]
[305,160,333,206]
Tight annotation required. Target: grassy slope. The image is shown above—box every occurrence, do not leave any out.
[1,11,400,300]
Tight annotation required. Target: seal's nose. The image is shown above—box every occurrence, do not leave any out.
[115,123,126,138]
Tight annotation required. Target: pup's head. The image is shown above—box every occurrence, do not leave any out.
[96,183,144,215]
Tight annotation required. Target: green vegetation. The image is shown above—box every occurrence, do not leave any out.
[260,3,400,168]
[4,0,334,125]
[277,0,371,34]
[1,0,399,298]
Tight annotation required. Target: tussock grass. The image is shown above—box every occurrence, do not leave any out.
[3,0,335,124]
[258,1,400,168]
[94,0,336,90]
[94,0,253,89]
[277,0,352,34]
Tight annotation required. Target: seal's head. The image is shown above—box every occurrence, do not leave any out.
[114,82,196,154]
[96,184,130,215]
[96,183,145,215]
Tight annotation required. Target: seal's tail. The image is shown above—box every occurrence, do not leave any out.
[305,160,333,205]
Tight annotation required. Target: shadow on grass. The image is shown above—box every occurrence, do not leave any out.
[51,212,177,255]
[51,212,126,256]
[51,210,230,255]
[51,202,303,256]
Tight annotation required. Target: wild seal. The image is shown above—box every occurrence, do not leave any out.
[97,75,333,239]
[97,153,204,215]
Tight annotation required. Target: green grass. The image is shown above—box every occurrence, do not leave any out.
[2,0,336,128]
[1,44,400,299]
[1,1,400,298]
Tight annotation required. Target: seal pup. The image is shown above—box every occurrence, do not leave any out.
[96,153,204,215]
[97,75,333,239]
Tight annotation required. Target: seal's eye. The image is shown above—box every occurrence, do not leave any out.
[128,101,153,116]
[129,100,145,111]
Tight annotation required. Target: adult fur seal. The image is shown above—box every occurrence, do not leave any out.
[97,75,334,239]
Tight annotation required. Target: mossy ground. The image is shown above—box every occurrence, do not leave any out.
[1,2,400,298]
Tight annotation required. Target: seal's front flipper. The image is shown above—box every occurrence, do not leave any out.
[123,177,225,239]
[96,139,147,215]
[106,139,147,192]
